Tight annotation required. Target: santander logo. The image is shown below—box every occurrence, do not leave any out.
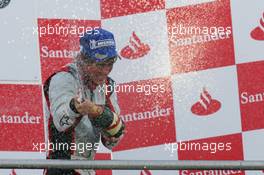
[191,87,221,116]
[9,169,17,175]
[120,31,150,59]
[140,169,152,175]
[250,12,264,41]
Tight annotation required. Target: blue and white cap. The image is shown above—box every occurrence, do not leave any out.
[80,28,118,62]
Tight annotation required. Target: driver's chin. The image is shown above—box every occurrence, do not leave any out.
[82,72,107,86]
[98,79,107,86]
[92,77,106,86]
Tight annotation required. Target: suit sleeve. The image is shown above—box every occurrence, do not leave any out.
[48,72,80,132]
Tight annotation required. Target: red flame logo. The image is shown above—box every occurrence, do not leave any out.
[191,87,221,116]
[250,12,264,40]
[9,169,17,175]
[140,169,152,175]
[120,31,150,59]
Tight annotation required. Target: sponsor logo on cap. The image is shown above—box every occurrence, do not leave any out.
[95,53,108,59]
[90,39,115,49]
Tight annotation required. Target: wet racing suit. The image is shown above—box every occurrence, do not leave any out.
[43,62,125,175]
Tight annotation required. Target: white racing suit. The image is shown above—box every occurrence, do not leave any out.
[43,62,125,175]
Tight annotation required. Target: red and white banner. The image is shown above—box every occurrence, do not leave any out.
[0,0,264,175]
[0,85,44,151]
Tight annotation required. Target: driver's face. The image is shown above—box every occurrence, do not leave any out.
[80,57,117,86]
[83,63,113,86]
